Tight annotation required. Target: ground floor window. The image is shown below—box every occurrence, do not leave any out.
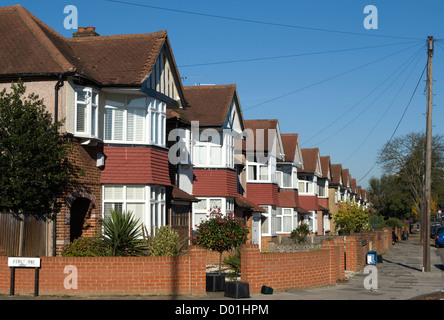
[192,197,234,227]
[276,208,298,233]
[102,184,165,235]
[260,205,277,236]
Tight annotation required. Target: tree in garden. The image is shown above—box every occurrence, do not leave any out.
[334,200,371,235]
[191,208,249,275]
[0,81,71,214]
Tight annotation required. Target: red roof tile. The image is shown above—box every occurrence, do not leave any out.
[0,5,180,87]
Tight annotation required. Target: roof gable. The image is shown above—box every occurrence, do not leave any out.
[244,119,284,160]
[280,134,303,168]
[299,148,322,177]
[330,164,343,186]
[181,85,242,127]
[320,156,331,180]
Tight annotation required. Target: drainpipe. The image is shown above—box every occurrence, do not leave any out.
[52,74,64,256]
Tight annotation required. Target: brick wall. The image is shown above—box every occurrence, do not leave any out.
[0,230,393,297]
[0,246,206,297]
[240,240,342,294]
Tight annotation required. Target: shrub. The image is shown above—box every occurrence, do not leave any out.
[290,223,310,244]
[61,236,106,257]
[147,226,181,256]
[101,209,148,256]
[334,200,371,235]
[223,248,241,278]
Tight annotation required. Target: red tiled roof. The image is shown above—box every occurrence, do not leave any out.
[277,189,299,208]
[243,119,279,152]
[299,148,319,174]
[0,5,180,87]
[298,195,319,211]
[180,85,238,126]
[320,156,331,179]
[330,164,343,185]
[280,134,299,162]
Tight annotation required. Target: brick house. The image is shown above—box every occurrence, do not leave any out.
[0,5,193,255]
[172,85,265,237]
[276,134,305,236]
[243,119,285,249]
[297,148,324,234]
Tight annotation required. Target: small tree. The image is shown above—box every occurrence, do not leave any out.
[0,81,71,214]
[334,200,371,235]
[147,226,181,256]
[191,208,249,275]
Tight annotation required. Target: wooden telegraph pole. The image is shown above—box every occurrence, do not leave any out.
[423,36,434,272]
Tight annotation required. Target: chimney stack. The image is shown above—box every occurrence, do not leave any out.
[73,26,100,38]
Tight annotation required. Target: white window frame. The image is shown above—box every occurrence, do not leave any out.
[304,211,317,233]
[192,197,234,227]
[260,205,277,236]
[75,87,99,138]
[193,130,234,168]
[102,184,166,236]
[104,94,166,147]
[276,207,297,233]
[276,165,298,189]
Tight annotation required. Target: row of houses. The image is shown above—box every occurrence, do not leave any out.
[0,5,369,255]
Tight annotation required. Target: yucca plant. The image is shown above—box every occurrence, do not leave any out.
[101,210,148,256]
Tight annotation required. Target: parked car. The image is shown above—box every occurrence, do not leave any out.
[435,227,444,248]
[431,225,440,239]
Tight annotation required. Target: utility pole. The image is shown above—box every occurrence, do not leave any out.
[423,36,434,272]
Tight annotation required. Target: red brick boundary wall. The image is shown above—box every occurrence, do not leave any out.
[0,229,392,297]
[0,245,206,297]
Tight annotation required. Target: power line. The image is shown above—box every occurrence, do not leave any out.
[308,44,424,148]
[357,60,428,183]
[243,43,422,111]
[342,45,424,165]
[106,0,422,41]
[304,44,424,145]
[179,41,421,67]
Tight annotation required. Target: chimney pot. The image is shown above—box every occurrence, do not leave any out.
[78,27,86,32]
[86,26,95,32]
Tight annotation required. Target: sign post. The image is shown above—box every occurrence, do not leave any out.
[8,257,41,297]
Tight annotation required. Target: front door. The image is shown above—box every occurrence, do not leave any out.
[70,197,91,242]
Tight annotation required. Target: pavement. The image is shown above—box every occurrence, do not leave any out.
[1,232,443,302]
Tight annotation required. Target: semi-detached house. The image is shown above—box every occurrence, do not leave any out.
[0,5,194,254]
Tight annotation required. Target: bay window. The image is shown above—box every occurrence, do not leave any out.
[276,165,298,188]
[104,94,165,146]
[75,87,98,138]
[260,205,277,236]
[192,197,234,226]
[276,208,298,233]
[103,184,165,236]
[193,130,234,168]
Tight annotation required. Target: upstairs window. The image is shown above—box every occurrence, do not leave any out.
[193,130,234,168]
[75,87,98,138]
[104,94,165,147]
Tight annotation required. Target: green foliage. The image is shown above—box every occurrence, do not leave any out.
[334,200,371,235]
[0,81,71,214]
[61,236,107,257]
[223,248,241,277]
[191,208,249,274]
[383,217,406,229]
[147,226,181,256]
[101,210,148,256]
[290,223,310,244]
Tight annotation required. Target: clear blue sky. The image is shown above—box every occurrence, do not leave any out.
[5,0,444,189]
